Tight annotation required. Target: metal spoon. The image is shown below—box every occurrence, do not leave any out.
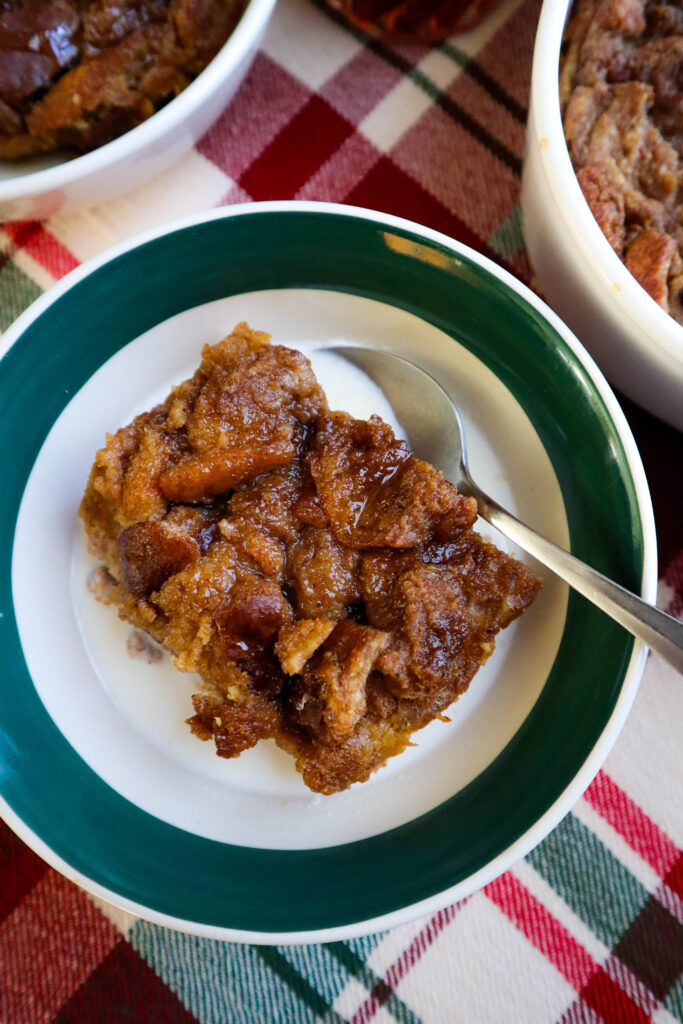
[328,345,683,675]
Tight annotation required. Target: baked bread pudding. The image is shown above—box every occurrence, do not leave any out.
[0,0,245,159]
[560,0,683,323]
[80,324,541,794]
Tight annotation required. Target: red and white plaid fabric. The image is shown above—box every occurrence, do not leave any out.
[1,1,681,1021]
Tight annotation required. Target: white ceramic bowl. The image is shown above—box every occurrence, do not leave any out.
[521,0,683,431]
[0,0,277,222]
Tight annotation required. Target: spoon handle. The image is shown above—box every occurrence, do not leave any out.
[472,487,683,675]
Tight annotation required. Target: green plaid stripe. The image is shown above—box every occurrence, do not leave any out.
[527,815,651,948]
[488,205,525,261]
[527,815,683,1021]
[257,947,347,1023]
[269,943,351,1012]
[438,41,527,123]
[125,815,682,1024]
[0,259,42,332]
[129,922,427,1024]
[326,941,422,1024]
[129,924,325,1023]
[666,975,683,1022]
[311,0,522,175]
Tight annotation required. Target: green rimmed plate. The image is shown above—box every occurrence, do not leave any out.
[0,202,656,943]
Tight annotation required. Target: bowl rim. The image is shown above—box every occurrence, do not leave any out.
[529,0,683,367]
[0,200,657,944]
[0,0,278,204]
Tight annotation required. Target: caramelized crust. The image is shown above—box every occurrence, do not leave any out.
[274,619,336,676]
[80,325,542,793]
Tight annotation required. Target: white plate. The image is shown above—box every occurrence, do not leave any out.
[14,288,567,850]
[0,202,655,942]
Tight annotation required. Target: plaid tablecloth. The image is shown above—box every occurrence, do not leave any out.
[1,0,682,1020]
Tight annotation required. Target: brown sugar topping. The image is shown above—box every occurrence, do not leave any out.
[80,324,541,794]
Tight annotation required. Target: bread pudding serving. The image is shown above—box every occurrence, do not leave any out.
[79,324,541,794]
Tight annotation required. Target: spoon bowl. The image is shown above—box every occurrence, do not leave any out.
[329,345,683,675]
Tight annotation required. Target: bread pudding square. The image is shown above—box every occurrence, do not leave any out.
[80,323,541,794]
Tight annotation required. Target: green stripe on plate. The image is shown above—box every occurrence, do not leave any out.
[0,209,643,935]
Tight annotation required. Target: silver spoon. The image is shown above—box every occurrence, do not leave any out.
[328,345,683,675]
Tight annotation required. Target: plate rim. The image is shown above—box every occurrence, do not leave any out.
[0,200,657,943]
